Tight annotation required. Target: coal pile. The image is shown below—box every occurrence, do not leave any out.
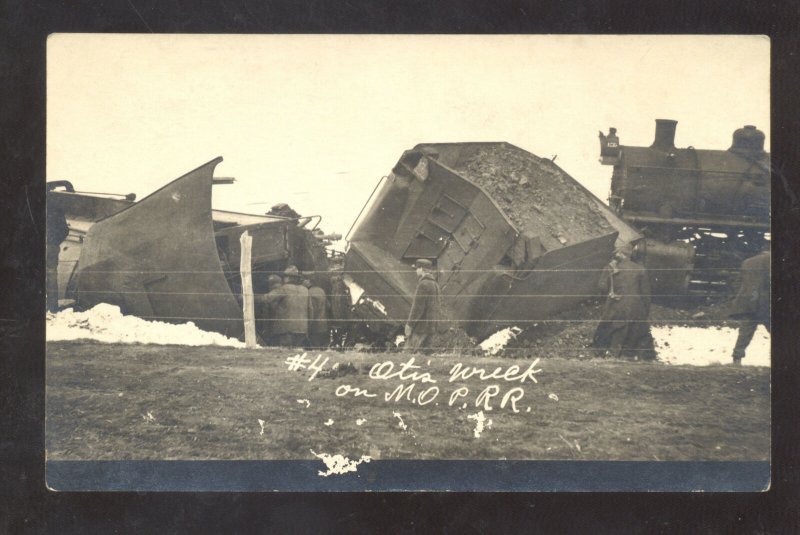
[454,144,614,251]
[508,298,601,358]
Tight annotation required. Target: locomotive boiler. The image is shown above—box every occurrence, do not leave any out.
[599,119,770,297]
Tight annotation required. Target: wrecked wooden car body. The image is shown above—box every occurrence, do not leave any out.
[344,142,641,340]
[48,157,328,338]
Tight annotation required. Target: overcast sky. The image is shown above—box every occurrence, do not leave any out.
[47,34,769,234]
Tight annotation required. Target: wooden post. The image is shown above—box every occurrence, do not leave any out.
[239,231,257,348]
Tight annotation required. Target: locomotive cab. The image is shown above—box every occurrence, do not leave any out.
[598,127,620,165]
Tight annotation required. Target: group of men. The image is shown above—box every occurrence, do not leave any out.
[250,257,444,352]
[46,183,770,362]
[590,244,771,365]
[254,265,329,348]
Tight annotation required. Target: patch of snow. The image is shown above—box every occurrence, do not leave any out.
[258,419,266,435]
[356,418,367,426]
[296,399,311,408]
[479,326,522,355]
[46,304,245,347]
[324,419,334,426]
[310,450,371,477]
[342,276,365,305]
[342,277,386,315]
[652,325,769,367]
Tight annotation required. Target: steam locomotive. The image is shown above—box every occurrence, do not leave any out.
[599,119,770,296]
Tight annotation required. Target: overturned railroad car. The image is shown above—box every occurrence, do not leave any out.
[599,120,770,295]
[47,157,329,338]
[345,142,641,341]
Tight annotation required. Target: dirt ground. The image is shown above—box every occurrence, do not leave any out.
[506,294,734,358]
[46,340,769,461]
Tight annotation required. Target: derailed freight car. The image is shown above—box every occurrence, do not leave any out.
[345,142,642,341]
[48,157,330,338]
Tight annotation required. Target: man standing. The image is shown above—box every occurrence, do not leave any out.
[728,248,770,365]
[304,278,329,349]
[257,266,309,347]
[255,274,283,344]
[46,191,69,313]
[591,247,656,360]
[328,274,352,349]
[404,259,441,353]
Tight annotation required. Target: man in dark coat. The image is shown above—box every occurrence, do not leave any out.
[728,249,770,365]
[46,192,69,313]
[404,259,441,353]
[267,203,301,219]
[591,247,656,360]
[303,278,329,349]
[328,275,352,349]
[257,266,309,347]
[255,274,283,343]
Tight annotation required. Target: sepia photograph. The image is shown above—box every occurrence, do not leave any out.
[44,34,770,491]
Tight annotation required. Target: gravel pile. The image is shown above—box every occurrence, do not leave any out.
[454,144,614,251]
[498,296,769,367]
[432,327,480,356]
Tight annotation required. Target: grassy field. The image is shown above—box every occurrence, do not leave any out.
[46,341,770,461]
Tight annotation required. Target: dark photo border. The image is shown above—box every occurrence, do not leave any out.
[3,1,799,531]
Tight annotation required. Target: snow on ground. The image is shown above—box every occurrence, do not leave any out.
[479,326,522,356]
[47,304,770,367]
[652,324,770,367]
[46,304,245,347]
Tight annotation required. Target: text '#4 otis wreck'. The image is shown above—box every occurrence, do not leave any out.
[284,353,542,413]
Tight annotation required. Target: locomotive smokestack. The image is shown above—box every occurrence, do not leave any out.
[651,119,677,151]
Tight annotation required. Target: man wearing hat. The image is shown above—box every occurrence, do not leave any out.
[46,191,69,313]
[328,274,353,349]
[728,247,770,365]
[254,274,283,344]
[257,265,309,347]
[404,258,441,353]
[591,245,656,360]
[303,278,330,349]
[267,203,301,219]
